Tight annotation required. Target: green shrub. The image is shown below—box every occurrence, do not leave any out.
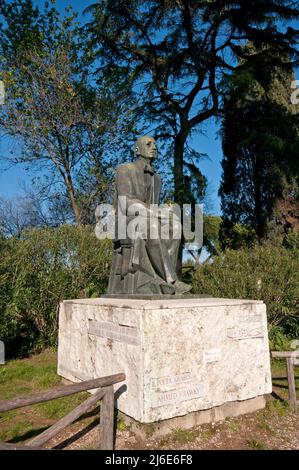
[0,226,112,357]
[192,244,299,343]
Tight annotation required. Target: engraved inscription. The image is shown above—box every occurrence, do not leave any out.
[64,302,73,316]
[150,372,192,390]
[88,320,139,345]
[229,310,264,340]
[152,384,204,408]
[227,326,264,340]
[203,349,221,363]
[237,313,263,323]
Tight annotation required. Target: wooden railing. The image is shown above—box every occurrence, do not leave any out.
[0,373,125,450]
[271,351,298,413]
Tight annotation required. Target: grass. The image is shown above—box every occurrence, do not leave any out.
[0,356,58,399]
[226,419,240,433]
[158,427,199,447]
[116,415,130,432]
[172,427,198,444]
[0,349,89,444]
[247,437,267,450]
[265,398,288,416]
[200,426,217,440]
[257,418,276,436]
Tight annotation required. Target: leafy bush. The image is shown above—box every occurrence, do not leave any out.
[0,226,112,357]
[192,244,299,344]
[1,226,298,356]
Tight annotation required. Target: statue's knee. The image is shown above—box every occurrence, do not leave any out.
[147,219,160,240]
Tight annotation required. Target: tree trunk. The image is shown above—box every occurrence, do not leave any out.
[173,133,187,277]
[64,174,82,226]
[49,147,83,227]
[253,157,265,240]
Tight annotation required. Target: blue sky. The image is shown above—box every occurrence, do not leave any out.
[0,0,298,217]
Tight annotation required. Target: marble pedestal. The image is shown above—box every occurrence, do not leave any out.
[57,297,272,424]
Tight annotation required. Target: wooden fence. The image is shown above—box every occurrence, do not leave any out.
[271,351,298,413]
[0,372,125,450]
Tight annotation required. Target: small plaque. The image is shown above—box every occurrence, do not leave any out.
[237,313,263,324]
[88,320,139,345]
[150,372,192,390]
[227,326,264,340]
[203,348,221,363]
[64,302,73,315]
[152,383,204,408]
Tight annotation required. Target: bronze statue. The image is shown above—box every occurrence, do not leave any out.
[108,136,192,295]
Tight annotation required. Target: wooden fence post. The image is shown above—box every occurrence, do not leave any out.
[286,358,297,413]
[100,386,114,450]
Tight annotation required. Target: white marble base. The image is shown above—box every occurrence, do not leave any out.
[57,297,272,423]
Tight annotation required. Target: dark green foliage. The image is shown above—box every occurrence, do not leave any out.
[219,221,258,250]
[192,244,299,341]
[203,215,222,256]
[0,226,113,357]
[0,0,59,58]
[220,45,299,243]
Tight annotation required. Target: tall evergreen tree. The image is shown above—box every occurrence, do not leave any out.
[220,45,299,245]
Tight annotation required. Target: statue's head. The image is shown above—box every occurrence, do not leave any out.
[135,136,157,160]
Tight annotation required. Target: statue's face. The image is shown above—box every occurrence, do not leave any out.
[135,136,157,160]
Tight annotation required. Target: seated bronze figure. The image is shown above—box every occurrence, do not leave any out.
[108,135,192,295]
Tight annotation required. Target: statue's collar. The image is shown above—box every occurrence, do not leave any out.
[137,158,154,175]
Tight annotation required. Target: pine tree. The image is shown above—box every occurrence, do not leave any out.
[220,44,299,246]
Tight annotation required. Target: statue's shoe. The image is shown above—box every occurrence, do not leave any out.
[160,283,176,295]
[173,280,192,295]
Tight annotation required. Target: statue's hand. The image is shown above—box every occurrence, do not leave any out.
[127,202,149,218]
[158,204,180,222]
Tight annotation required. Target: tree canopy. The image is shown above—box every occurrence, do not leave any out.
[220,44,299,245]
[83,0,299,210]
[0,0,136,226]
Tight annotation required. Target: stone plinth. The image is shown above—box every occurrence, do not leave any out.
[57,297,272,424]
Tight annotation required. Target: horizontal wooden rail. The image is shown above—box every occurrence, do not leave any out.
[0,373,125,413]
[0,442,45,450]
[271,351,299,359]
